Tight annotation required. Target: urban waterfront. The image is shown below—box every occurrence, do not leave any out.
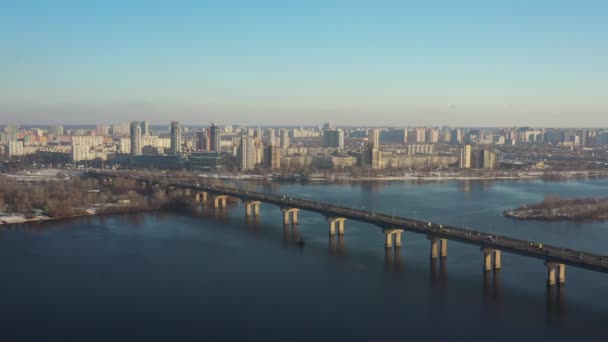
[1,179,607,340]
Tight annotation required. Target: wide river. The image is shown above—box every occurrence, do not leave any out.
[1,178,608,341]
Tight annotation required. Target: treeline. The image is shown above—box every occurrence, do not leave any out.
[0,176,186,218]
[532,195,608,209]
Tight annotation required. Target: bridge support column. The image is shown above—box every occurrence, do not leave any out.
[281,208,299,225]
[481,248,501,271]
[494,250,502,270]
[213,195,228,208]
[482,248,493,271]
[327,217,346,236]
[384,229,404,249]
[545,262,557,287]
[428,236,438,259]
[557,263,566,285]
[440,239,447,257]
[385,232,393,248]
[245,201,261,216]
[195,192,209,204]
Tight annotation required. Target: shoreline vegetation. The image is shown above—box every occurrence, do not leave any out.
[504,196,608,222]
[0,175,193,226]
[2,170,608,227]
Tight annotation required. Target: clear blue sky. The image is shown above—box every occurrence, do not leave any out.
[1,0,607,127]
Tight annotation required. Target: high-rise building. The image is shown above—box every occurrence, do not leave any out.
[323,122,333,130]
[170,121,181,157]
[266,128,276,147]
[323,129,344,149]
[95,124,109,137]
[426,129,439,143]
[370,129,380,148]
[140,121,150,136]
[4,124,20,133]
[210,123,221,152]
[459,144,472,169]
[450,128,462,144]
[130,121,142,156]
[415,128,426,143]
[5,141,24,158]
[407,144,434,155]
[196,129,210,151]
[279,129,290,149]
[238,135,256,171]
[473,149,497,169]
[48,125,64,139]
[263,146,282,169]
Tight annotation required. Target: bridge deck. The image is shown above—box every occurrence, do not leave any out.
[90,170,608,274]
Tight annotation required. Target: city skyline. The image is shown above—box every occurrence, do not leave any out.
[2,1,608,126]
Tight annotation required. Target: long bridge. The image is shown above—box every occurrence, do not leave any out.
[88,170,608,287]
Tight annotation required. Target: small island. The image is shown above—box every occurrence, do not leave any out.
[504,196,608,222]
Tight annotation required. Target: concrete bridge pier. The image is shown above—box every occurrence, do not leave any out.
[440,239,448,258]
[245,201,261,216]
[195,191,209,204]
[482,248,502,271]
[428,236,438,259]
[545,262,566,287]
[213,195,228,208]
[327,217,346,236]
[384,229,404,249]
[281,208,299,224]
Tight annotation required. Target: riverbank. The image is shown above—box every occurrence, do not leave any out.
[504,197,608,222]
[0,205,154,227]
[199,170,608,183]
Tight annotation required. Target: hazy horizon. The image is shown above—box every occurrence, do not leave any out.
[1,1,607,127]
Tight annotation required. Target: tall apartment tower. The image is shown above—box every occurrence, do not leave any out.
[196,129,210,151]
[370,129,380,148]
[266,128,276,147]
[459,144,472,169]
[280,129,290,149]
[140,121,150,136]
[170,121,181,156]
[263,146,282,169]
[323,129,344,149]
[238,135,256,171]
[210,123,221,152]
[130,121,142,156]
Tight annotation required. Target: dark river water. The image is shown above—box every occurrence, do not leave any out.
[1,179,608,341]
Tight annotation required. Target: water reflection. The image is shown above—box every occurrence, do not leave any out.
[546,285,567,323]
[282,223,300,244]
[328,235,347,259]
[482,269,502,304]
[429,258,448,289]
[384,246,401,273]
[245,215,260,233]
